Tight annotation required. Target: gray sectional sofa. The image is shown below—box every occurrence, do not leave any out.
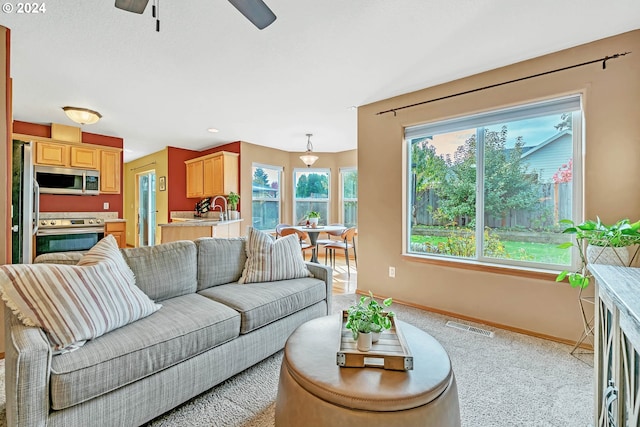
[4,237,332,426]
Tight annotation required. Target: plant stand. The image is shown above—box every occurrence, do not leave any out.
[570,286,594,356]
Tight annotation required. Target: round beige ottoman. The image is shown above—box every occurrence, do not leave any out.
[275,315,461,427]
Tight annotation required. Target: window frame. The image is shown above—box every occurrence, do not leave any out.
[403,95,584,273]
[251,163,282,232]
[293,168,331,225]
[340,167,358,227]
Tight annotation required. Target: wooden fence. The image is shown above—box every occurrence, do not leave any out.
[413,182,571,230]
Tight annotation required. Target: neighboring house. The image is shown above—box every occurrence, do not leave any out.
[520,130,573,183]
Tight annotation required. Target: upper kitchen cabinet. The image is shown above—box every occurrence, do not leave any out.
[185,151,238,198]
[35,141,69,167]
[35,140,98,169]
[100,149,121,194]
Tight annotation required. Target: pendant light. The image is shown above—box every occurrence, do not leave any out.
[299,133,319,167]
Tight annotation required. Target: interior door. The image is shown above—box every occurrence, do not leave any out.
[137,171,157,247]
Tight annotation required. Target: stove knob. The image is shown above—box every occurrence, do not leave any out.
[89,219,94,224]
[96,219,102,224]
[40,220,46,226]
[50,220,55,225]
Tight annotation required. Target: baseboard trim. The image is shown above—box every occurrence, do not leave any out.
[355,289,593,350]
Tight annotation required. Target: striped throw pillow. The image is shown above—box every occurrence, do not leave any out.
[0,235,161,352]
[239,227,312,284]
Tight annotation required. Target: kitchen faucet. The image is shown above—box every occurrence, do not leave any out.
[211,196,228,221]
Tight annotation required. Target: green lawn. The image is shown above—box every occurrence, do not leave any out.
[410,235,570,265]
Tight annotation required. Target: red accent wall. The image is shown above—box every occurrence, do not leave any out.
[167,142,241,213]
[13,121,124,217]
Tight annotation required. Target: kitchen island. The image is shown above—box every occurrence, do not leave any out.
[159,219,244,243]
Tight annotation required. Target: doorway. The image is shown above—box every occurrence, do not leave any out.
[136,171,157,247]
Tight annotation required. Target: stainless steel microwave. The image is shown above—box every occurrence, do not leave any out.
[35,166,100,195]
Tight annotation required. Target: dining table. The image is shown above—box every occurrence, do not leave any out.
[291,224,346,263]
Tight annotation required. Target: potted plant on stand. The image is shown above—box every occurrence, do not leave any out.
[227,192,240,220]
[307,211,321,228]
[556,217,640,287]
[345,292,394,352]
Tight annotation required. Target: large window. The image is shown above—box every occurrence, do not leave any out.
[405,95,582,271]
[294,168,330,225]
[341,168,357,227]
[252,164,281,231]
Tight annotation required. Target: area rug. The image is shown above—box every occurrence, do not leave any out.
[0,294,593,426]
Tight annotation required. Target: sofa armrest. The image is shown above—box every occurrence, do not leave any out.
[4,309,52,427]
[305,262,332,314]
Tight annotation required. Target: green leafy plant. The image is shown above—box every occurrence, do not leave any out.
[227,192,240,211]
[345,291,394,340]
[555,217,640,288]
[307,211,321,219]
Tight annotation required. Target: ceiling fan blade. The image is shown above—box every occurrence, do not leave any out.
[228,0,277,30]
[115,0,149,14]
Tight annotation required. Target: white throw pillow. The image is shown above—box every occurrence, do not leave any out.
[0,235,161,352]
[239,227,312,284]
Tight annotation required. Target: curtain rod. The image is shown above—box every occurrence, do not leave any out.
[376,51,632,116]
[130,161,157,171]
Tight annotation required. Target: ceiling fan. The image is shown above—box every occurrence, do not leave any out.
[114,0,277,30]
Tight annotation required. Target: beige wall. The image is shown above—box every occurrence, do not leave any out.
[240,142,357,233]
[358,30,640,343]
[123,149,169,247]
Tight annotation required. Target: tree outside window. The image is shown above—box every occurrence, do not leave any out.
[252,164,281,231]
[294,169,329,225]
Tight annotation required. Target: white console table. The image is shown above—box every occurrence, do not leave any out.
[590,264,640,427]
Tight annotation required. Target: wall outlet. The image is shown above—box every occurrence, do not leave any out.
[388,266,396,278]
[103,202,109,210]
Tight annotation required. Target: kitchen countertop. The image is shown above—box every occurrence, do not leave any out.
[104,218,126,223]
[159,219,243,227]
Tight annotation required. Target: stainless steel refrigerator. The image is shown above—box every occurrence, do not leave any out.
[11,140,39,264]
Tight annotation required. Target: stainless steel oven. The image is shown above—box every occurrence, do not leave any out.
[35,217,105,256]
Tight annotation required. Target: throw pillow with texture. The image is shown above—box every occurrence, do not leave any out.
[239,227,312,284]
[0,235,161,352]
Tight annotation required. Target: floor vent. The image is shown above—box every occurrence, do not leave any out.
[445,321,494,338]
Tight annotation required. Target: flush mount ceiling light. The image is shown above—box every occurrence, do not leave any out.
[62,106,102,125]
[207,127,219,133]
[299,133,319,168]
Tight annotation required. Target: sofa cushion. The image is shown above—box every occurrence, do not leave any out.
[0,235,161,352]
[198,277,326,334]
[49,293,240,410]
[121,240,197,301]
[195,237,247,290]
[239,227,312,284]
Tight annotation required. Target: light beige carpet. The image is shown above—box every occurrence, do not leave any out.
[0,294,593,426]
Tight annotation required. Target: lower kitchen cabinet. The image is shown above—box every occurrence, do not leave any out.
[105,221,126,248]
[590,264,640,427]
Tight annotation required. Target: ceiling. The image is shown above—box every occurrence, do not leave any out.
[2,1,639,162]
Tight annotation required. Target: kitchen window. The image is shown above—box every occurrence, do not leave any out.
[252,164,282,231]
[293,168,330,225]
[341,168,357,227]
[405,95,583,271]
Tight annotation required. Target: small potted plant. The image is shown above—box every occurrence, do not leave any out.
[345,292,394,351]
[307,211,321,227]
[227,192,240,220]
[556,217,640,288]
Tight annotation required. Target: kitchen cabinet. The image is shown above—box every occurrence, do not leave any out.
[589,264,640,427]
[100,149,121,194]
[185,151,238,198]
[159,220,243,243]
[35,141,99,169]
[186,160,204,198]
[105,221,126,248]
[35,141,69,166]
[70,145,98,169]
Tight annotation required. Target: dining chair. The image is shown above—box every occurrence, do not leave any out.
[323,227,357,277]
[279,227,313,260]
[316,224,346,246]
[275,223,292,239]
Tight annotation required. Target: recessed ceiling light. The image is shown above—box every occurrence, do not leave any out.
[207,128,219,133]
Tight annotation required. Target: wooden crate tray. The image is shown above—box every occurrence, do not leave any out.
[336,310,413,371]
